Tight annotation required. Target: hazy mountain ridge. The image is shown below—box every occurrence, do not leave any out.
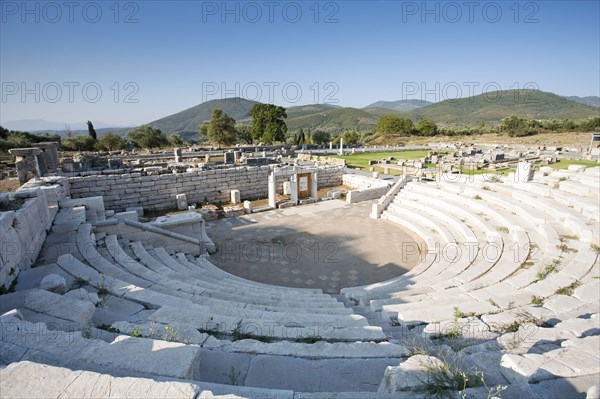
[405,90,599,126]
[4,91,598,137]
[145,92,599,135]
[1,119,127,132]
[363,99,432,112]
[566,96,600,107]
[148,98,261,135]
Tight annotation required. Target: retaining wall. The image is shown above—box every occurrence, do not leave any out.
[68,165,344,212]
[0,177,69,290]
[343,174,392,204]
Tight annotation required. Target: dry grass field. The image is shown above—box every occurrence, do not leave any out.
[371,131,596,148]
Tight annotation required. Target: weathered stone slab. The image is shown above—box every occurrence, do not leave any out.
[177,193,188,210]
[0,361,246,398]
[126,206,144,216]
[231,189,241,204]
[501,340,600,383]
[245,355,397,392]
[40,273,67,294]
[378,355,447,393]
[530,375,600,399]
[1,308,24,320]
[2,319,203,380]
[60,196,106,221]
[203,339,410,359]
[223,205,244,217]
[25,289,95,325]
[53,206,86,225]
[64,288,101,306]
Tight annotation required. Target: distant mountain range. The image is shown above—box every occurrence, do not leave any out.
[1,119,128,132]
[3,92,598,136]
[363,99,432,112]
[146,91,599,135]
[566,96,600,108]
[404,90,599,127]
[148,98,260,135]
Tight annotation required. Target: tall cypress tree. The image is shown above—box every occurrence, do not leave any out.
[87,120,97,141]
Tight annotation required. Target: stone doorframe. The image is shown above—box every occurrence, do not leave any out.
[268,167,319,209]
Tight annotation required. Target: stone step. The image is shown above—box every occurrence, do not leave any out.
[148,305,386,342]
[202,337,410,359]
[0,360,433,398]
[56,253,199,309]
[154,247,333,303]
[77,226,156,289]
[399,185,500,240]
[509,187,596,244]
[376,243,595,320]
[132,244,351,315]
[501,335,600,383]
[24,288,95,325]
[174,252,336,303]
[56,255,384,342]
[387,203,485,287]
[0,318,202,380]
[0,361,295,399]
[391,199,478,243]
[186,253,325,295]
[387,204,458,244]
[382,300,496,325]
[52,206,86,226]
[103,235,341,309]
[384,211,502,291]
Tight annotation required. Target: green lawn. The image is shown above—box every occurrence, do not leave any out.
[330,150,430,170]
[548,159,599,170]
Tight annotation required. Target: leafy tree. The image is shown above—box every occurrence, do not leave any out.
[249,104,287,143]
[416,119,438,136]
[198,109,237,148]
[167,133,186,147]
[0,129,62,153]
[128,125,168,148]
[528,119,543,129]
[236,123,253,145]
[580,117,600,131]
[61,135,97,151]
[0,131,30,152]
[561,119,577,130]
[311,131,331,145]
[376,115,414,135]
[296,128,306,145]
[198,122,208,138]
[500,116,536,137]
[87,120,97,141]
[95,132,128,151]
[342,130,360,144]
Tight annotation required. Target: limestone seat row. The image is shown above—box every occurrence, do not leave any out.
[342,173,599,328]
[59,241,386,342]
[99,234,338,309]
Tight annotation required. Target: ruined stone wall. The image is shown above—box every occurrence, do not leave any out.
[68,165,344,212]
[296,153,346,167]
[0,177,69,290]
[317,165,345,187]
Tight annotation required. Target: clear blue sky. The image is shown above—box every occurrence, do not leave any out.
[1,0,599,126]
